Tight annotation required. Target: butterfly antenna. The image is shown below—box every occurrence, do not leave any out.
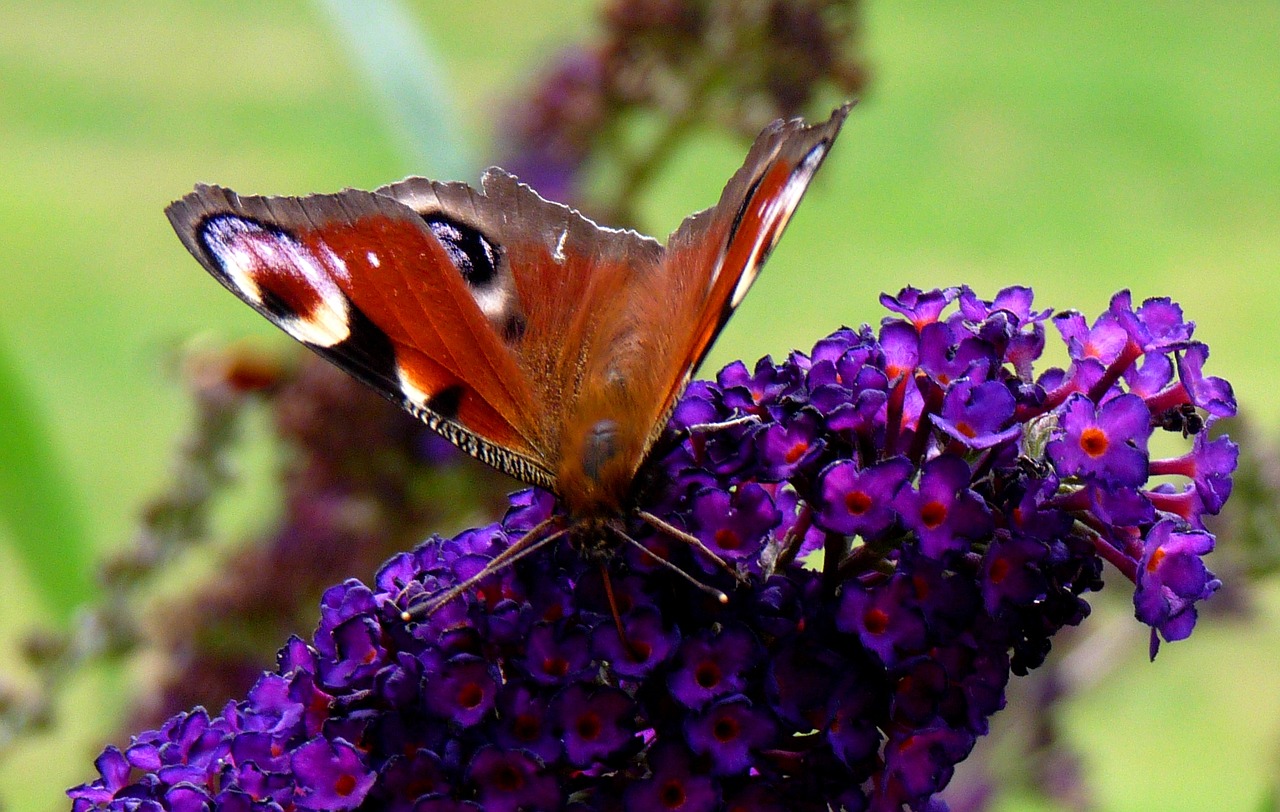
[610,522,729,605]
[650,414,762,460]
[400,517,567,622]
[685,414,761,436]
[634,509,742,585]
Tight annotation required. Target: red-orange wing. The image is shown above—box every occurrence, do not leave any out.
[166,184,556,488]
[534,105,851,515]
[374,172,667,516]
[635,103,852,453]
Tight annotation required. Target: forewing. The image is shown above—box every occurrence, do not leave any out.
[166,184,556,488]
[378,172,667,513]
[638,103,852,448]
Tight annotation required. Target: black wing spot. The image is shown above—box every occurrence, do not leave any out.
[257,286,296,319]
[502,312,528,343]
[312,304,399,394]
[426,384,466,420]
[423,214,501,288]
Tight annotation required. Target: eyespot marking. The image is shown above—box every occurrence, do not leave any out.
[199,214,351,347]
[396,365,466,421]
[502,312,528,343]
[423,214,500,288]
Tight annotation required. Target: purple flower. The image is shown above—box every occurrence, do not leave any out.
[1176,343,1237,418]
[291,737,376,810]
[837,573,929,667]
[1054,309,1130,365]
[980,536,1050,614]
[689,483,780,562]
[685,697,778,775]
[554,683,636,766]
[625,746,718,812]
[669,626,758,709]
[466,748,560,812]
[753,409,827,479]
[1110,291,1195,352]
[932,379,1021,449]
[523,622,592,686]
[593,605,678,679]
[880,725,975,808]
[894,456,993,559]
[881,286,959,328]
[1135,520,1221,655]
[424,654,498,727]
[815,457,913,539]
[1048,392,1151,487]
[496,684,561,763]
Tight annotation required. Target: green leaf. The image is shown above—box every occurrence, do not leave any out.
[0,340,94,621]
[315,0,474,178]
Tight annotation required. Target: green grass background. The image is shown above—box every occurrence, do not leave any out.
[1,1,1278,809]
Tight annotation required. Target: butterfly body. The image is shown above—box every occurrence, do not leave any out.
[168,105,850,531]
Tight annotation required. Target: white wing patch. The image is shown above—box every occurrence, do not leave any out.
[728,142,829,309]
[472,286,512,321]
[201,215,352,348]
[553,228,568,263]
[397,364,433,409]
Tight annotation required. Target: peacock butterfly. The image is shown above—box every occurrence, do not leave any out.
[166,104,850,613]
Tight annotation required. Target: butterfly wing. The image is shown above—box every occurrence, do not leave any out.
[667,103,851,378]
[166,183,558,488]
[541,104,851,515]
[633,103,852,455]
[166,104,848,517]
[373,171,668,515]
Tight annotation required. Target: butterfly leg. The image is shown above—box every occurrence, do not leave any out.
[597,560,646,662]
[634,509,748,585]
[616,516,732,602]
[400,517,569,621]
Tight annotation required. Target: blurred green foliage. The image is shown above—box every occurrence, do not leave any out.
[0,1,1277,810]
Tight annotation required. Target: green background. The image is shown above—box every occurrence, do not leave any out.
[1,1,1277,810]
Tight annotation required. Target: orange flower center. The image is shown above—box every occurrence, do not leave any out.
[845,491,873,515]
[1079,426,1109,457]
[920,500,948,528]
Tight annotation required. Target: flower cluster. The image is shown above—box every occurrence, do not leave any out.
[71,287,1235,811]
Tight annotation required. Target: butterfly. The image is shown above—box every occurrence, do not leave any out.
[166,103,850,614]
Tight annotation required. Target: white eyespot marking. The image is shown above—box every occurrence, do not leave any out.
[727,142,829,309]
[553,228,568,263]
[366,251,381,268]
[472,286,511,320]
[201,215,352,347]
